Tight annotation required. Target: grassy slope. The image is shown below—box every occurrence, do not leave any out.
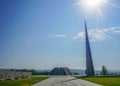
[0,77,48,86]
[82,77,120,86]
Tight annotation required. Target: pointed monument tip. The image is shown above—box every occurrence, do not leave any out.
[84,20,87,30]
[85,21,95,76]
[84,17,86,23]
[84,20,86,24]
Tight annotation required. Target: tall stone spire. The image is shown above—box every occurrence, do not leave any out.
[85,21,95,76]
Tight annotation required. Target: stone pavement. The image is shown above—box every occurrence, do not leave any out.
[32,76,102,86]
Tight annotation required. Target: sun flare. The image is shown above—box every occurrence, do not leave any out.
[84,0,104,8]
[76,0,107,11]
[75,0,109,17]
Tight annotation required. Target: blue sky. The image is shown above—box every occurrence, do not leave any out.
[0,0,120,70]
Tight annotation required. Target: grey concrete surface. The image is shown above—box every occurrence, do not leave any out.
[32,76,102,86]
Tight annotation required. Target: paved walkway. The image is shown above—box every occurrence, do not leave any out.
[32,76,102,86]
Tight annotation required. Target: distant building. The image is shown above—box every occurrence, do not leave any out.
[85,21,95,76]
[50,67,73,75]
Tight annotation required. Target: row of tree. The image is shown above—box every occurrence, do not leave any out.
[100,66,120,76]
[100,66,108,75]
[9,69,50,75]
[8,66,120,76]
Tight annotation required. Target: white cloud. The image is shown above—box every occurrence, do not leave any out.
[110,26,120,33]
[49,34,67,39]
[74,26,120,41]
[49,26,120,41]
[74,32,85,40]
[113,30,120,33]
[55,34,67,38]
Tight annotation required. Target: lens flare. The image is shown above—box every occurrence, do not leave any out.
[84,0,103,8]
[75,0,107,17]
[75,0,120,18]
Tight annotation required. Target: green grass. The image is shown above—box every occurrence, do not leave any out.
[82,77,120,86]
[0,77,48,86]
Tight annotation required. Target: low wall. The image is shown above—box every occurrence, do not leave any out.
[0,70,31,80]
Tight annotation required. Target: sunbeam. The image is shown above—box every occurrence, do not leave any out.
[75,0,108,18]
[75,0,120,18]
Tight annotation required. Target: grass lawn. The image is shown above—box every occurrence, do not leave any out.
[0,77,48,86]
[82,77,120,86]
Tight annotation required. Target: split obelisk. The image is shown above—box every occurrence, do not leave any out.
[85,21,95,76]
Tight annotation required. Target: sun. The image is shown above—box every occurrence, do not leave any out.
[78,0,106,10]
[75,0,108,17]
[84,0,103,8]
[75,0,120,18]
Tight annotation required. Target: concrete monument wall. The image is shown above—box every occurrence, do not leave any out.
[50,67,73,75]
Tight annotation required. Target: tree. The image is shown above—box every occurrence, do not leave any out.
[101,66,108,75]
